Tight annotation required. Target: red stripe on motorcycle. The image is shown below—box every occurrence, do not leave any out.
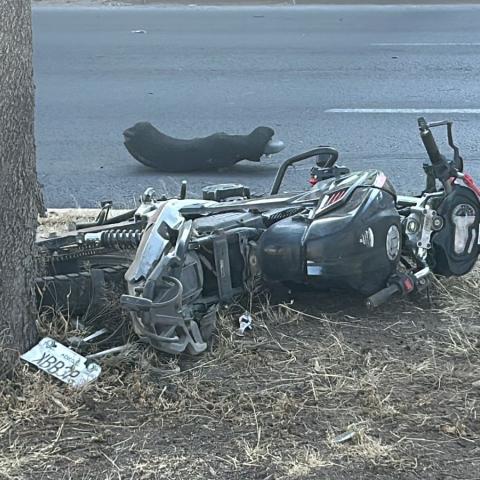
[462,173,480,198]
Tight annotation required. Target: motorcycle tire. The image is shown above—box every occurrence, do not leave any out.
[36,254,131,318]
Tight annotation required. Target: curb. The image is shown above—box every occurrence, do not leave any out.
[45,208,131,216]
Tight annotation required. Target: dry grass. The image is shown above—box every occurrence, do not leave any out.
[37,209,130,238]
[37,211,97,237]
[1,213,479,479]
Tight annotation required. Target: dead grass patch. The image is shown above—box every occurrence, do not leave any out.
[1,215,479,479]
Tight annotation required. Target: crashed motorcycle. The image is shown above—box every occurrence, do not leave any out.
[36,118,480,355]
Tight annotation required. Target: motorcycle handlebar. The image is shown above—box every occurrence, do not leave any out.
[366,267,431,309]
[418,117,443,167]
[365,284,399,309]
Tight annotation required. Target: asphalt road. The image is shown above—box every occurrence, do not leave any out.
[33,4,480,207]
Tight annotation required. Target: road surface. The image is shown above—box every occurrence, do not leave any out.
[33,4,480,207]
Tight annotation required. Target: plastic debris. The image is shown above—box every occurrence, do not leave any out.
[333,431,357,444]
[236,311,253,337]
[131,30,147,34]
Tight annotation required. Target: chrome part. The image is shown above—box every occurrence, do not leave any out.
[418,208,436,250]
[86,345,129,360]
[468,229,477,254]
[414,266,431,285]
[386,225,401,260]
[135,188,159,218]
[359,227,375,248]
[397,192,444,208]
[452,203,476,254]
[406,218,420,234]
[403,202,444,261]
[84,230,142,249]
[141,187,156,203]
[263,139,285,155]
[125,199,211,283]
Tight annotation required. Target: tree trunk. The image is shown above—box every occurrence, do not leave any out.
[0,1,42,374]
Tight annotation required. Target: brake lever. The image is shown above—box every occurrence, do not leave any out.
[423,119,463,172]
[447,122,464,172]
[425,120,449,128]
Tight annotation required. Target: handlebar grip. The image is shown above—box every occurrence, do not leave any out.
[418,117,442,166]
[420,130,443,166]
[365,284,400,309]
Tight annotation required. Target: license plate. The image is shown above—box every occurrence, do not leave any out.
[21,337,101,387]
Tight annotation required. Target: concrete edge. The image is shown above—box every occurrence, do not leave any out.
[45,208,132,216]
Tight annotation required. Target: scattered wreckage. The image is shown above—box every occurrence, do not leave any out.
[123,122,284,172]
[36,118,480,363]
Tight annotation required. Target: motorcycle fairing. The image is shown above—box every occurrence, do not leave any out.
[178,169,395,220]
[308,169,396,218]
[258,184,401,295]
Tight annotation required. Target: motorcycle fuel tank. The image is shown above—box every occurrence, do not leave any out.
[258,170,401,295]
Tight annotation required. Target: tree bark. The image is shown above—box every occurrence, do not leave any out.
[0,1,42,373]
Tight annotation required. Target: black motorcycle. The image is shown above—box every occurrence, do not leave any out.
[37,118,480,355]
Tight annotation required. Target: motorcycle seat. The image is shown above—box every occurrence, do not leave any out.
[123,122,276,173]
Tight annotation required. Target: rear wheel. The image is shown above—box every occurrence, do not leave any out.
[36,254,132,319]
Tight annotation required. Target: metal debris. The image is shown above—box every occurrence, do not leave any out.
[68,328,109,351]
[333,431,357,444]
[86,345,129,360]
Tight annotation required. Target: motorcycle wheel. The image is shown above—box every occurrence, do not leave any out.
[36,254,132,318]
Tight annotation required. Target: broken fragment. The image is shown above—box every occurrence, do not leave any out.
[333,431,357,444]
[236,312,253,337]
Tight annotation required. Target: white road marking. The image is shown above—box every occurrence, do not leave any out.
[371,42,480,47]
[326,108,480,114]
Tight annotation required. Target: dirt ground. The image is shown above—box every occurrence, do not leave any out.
[1,238,479,480]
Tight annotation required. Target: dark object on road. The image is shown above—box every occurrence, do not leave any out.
[38,118,480,355]
[123,122,284,172]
